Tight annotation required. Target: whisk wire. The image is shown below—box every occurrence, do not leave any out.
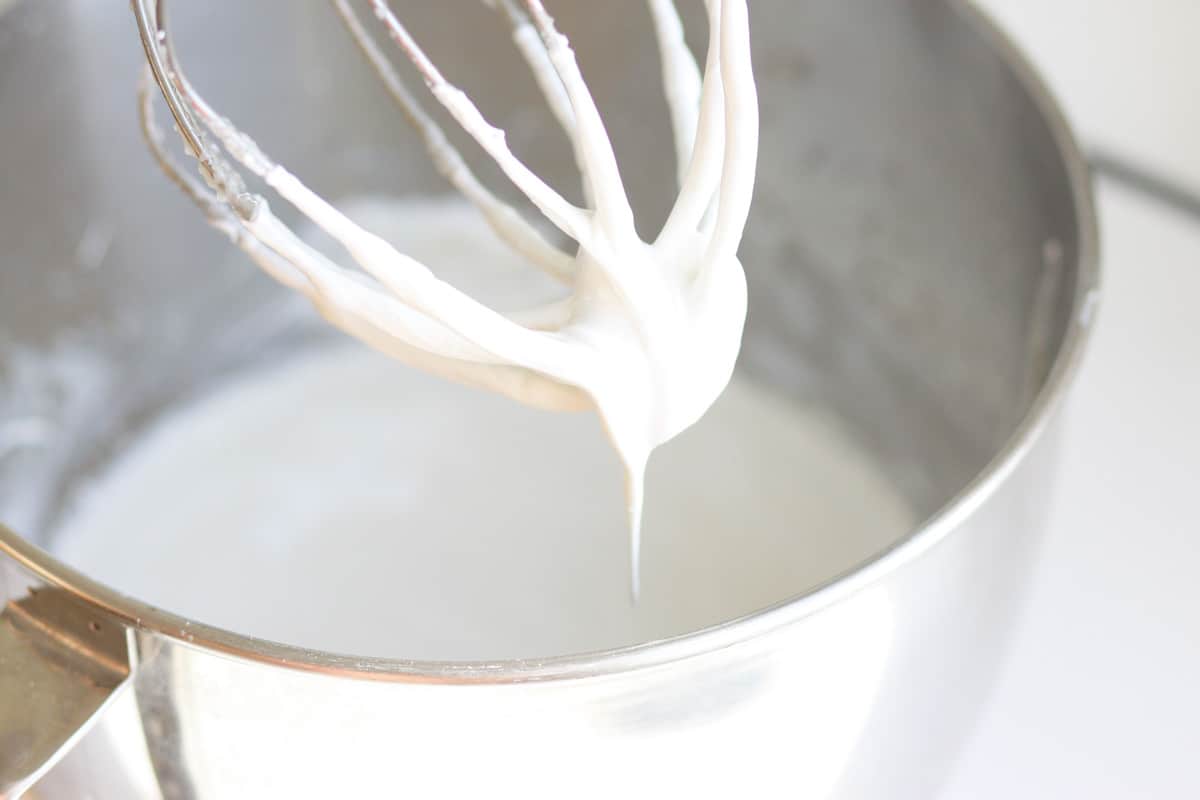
[135,0,573,378]
[330,0,575,281]
[659,0,726,244]
[518,0,634,231]
[368,0,590,244]
[131,0,258,220]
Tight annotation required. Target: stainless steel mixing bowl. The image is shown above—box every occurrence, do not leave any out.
[0,1,1097,797]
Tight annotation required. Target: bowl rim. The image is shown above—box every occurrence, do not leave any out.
[0,0,1101,685]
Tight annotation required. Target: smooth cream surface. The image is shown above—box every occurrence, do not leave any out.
[51,198,913,660]
[52,343,912,660]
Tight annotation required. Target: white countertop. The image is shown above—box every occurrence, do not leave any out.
[943,4,1200,796]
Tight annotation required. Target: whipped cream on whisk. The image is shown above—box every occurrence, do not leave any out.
[136,0,758,596]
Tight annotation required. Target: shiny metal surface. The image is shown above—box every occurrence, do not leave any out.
[0,0,1098,797]
[0,588,131,796]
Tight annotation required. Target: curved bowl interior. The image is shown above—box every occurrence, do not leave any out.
[0,0,1092,665]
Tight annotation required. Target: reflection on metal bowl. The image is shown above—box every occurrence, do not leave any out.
[0,0,1097,797]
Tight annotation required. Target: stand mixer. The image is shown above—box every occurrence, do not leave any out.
[0,1,1097,796]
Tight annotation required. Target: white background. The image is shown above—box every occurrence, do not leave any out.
[943,3,1200,797]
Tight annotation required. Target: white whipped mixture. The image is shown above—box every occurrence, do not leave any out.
[180,0,758,591]
[52,197,914,660]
